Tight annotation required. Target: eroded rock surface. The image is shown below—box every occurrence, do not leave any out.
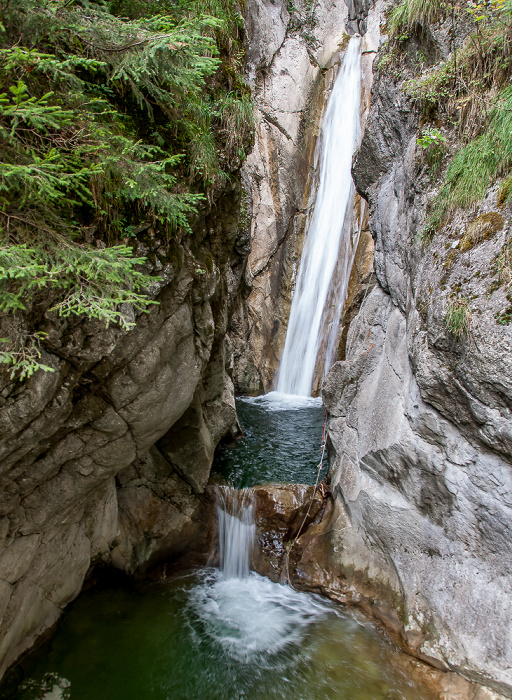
[230,0,383,393]
[320,19,512,698]
[0,183,249,677]
[241,481,507,700]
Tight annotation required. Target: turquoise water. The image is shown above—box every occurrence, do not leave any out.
[213,393,325,487]
[5,570,435,700]
[1,395,436,700]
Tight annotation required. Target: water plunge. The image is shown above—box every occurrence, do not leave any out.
[8,400,436,700]
[216,486,255,579]
[277,36,362,397]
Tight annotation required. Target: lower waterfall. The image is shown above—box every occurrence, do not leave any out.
[277,36,362,397]
[216,487,255,579]
[7,399,436,699]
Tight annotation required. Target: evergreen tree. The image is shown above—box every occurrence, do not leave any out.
[0,0,253,379]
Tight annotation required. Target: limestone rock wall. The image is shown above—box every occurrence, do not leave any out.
[231,0,382,393]
[0,182,250,677]
[320,21,512,698]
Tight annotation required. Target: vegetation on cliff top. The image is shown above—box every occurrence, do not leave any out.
[381,0,512,336]
[383,0,512,221]
[0,0,253,380]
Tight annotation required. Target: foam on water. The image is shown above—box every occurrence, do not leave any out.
[240,391,323,411]
[187,569,332,664]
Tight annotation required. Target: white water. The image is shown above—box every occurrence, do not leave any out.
[190,486,332,663]
[188,569,331,663]
[216,487,255,579]
[242,390,322,411]
[277,37,362,397]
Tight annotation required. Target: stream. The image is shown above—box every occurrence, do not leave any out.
[1,40,437,700]
[3,396,436,700]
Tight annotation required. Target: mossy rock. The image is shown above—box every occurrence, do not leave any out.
[498,173,512,206]
[339,32,351,51]
[459,211,504,253]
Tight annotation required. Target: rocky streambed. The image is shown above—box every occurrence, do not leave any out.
[0,396,472,700]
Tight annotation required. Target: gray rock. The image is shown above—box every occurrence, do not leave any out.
[0,183,248,676]
[324,18,512,696]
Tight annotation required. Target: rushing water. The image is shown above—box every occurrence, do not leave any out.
[216,486,255,579]
[7,572,435,700]
[277,37,362,397]
[4,398,436,700]
[213,393,324,487]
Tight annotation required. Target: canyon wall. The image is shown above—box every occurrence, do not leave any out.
[230,0,381,394]
[0,0,379,678]
[313,17,512,699]
[0,183,251,677]
[0,0,381,679]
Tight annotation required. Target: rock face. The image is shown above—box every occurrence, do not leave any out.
[319,22,512,699]
[230,0,382,393]
[221,482,506,700]
[0,183,250,677]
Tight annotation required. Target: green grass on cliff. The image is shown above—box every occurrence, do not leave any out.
[391,0,512,229]
[431,87,512,222]
[0,0,254,380]
[388,0,445,37]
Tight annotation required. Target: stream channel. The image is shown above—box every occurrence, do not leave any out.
[3,395,436,700]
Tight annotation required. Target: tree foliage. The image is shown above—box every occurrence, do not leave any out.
[0,0,253,379]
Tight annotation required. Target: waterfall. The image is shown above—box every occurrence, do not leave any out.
[277,37,362,397]
[216,487,255,579]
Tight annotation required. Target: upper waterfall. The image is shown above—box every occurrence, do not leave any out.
[277,37,362,397]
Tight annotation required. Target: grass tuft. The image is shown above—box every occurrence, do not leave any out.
[445,297,472,338]
[498,173,512,205]
[430,87,512,226]
[388,0,445,37]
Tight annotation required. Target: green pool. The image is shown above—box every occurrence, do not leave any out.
[6,570,434,700]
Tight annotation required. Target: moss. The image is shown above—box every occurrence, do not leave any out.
[238,186,251,233]
[338,32,351,52]
[498,173,512,206]
[202,251,214,273]
[443,250,458,269]
[495,305,512,325]
[488,278,501,295]
[459,212,504,252]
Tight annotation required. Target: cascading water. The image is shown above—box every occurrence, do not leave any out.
[277,36,362,397]
[13,424,436,700]
[216,486,255,579]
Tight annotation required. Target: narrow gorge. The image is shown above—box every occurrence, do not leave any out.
[0,0,511,699]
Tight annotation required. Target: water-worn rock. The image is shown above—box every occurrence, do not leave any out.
[0,183,248,677]
[243,480,506,700]
[321,17,512,697]
[251,484,323,580]
[231,0,383,393]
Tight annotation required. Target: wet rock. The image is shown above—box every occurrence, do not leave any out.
[322,17,512,697]
[251,484,323,581]
[245,480,507,699]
